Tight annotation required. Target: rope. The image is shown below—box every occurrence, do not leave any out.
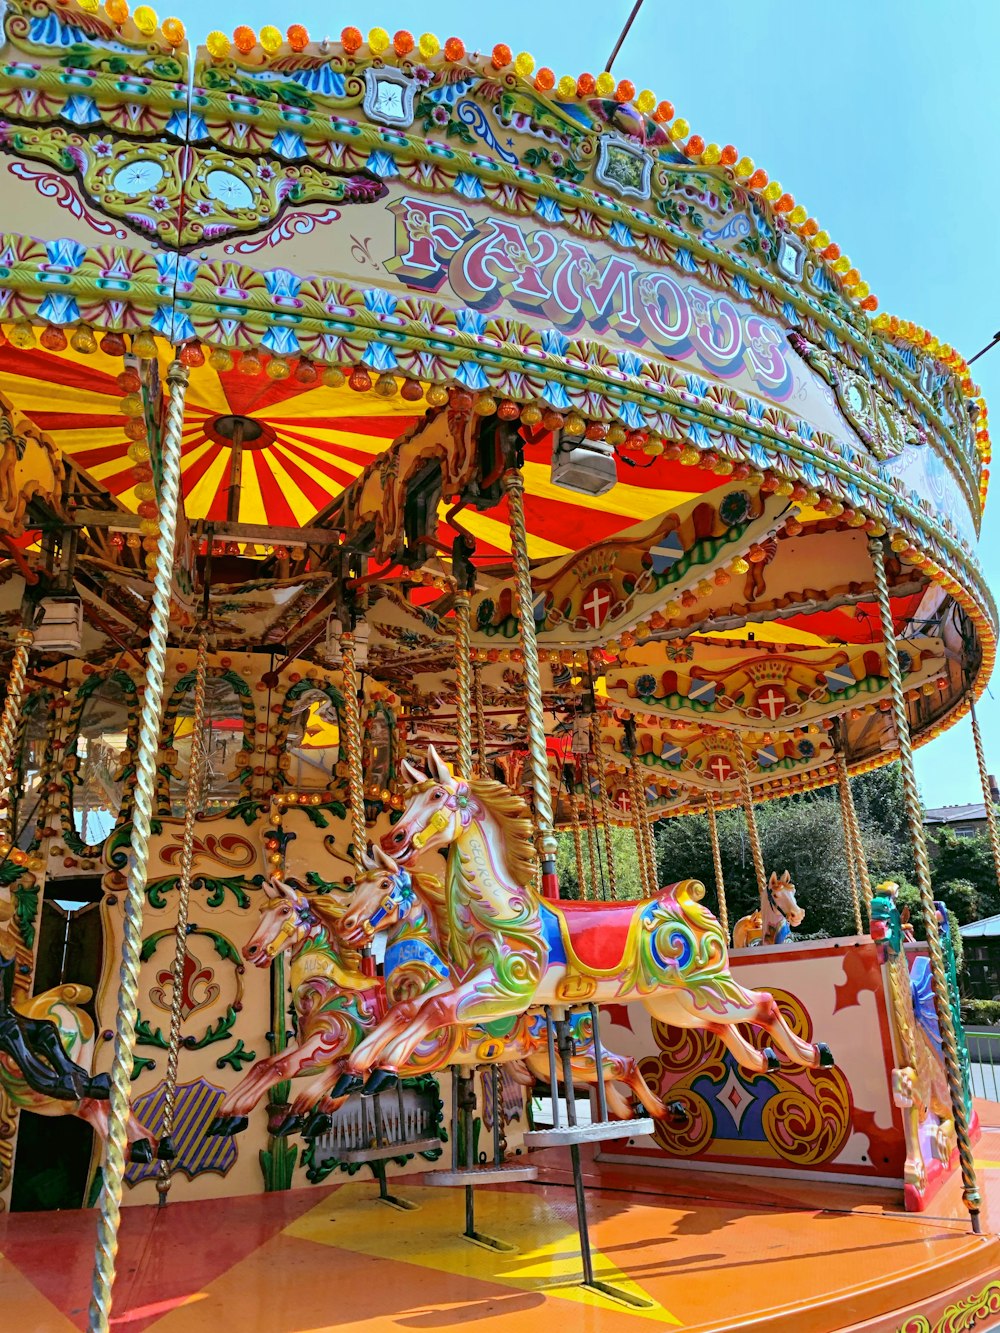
[970,698,1000,896]
[733,737,768,901]
[341,631,367,873]
[156,629,208,1202]
[705,793,729,941]
[0,630,32,844]
[88,360,190,1333]
[869,537,981,1230]
[835,747,865,935]
[453,593,473,781]
[503,470,556,865]
[591,714,618,901]
[473,665,488,779]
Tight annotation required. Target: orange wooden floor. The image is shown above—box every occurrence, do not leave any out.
[2,1130,999,1333]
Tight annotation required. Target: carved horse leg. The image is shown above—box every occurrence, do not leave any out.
[77,1097,158,1163]
[0,1010,96,1101]
[208,1031,335,1135]
[523,1048,632,1120]
[649,986,832,1071]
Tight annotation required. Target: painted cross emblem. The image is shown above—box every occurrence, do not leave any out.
[707,754,733,783]
[615,791,631,813]
[581,581,614,630]
[755,685,788,721]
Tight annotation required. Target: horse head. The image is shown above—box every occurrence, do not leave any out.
[339,847,416,947]
[379,745,480,863]
[244,876,320,967]
[767,870,805,928]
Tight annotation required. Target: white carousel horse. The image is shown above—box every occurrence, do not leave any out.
[732,870,805,948]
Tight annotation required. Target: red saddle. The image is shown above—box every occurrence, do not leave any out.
[555,899,642,972]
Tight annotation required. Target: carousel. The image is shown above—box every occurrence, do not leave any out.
[0,6,998,1332]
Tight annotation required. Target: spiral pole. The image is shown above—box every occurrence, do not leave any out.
[970,698,1000,896]
[732,738,767,902]
[835,748,865,935]
[0,630,32,843]
[473,665,488,778]
[629,754,655,899]
[591,713,618,901]
[869,537,980,1232]
[582,754,600,901]
[569,788,587,901]
[503,470,557,889]
[705,793,729,942]
[156,629,209,1202]
[453,593,473,781]
[341,631,367,873]
[88,360,190,1333]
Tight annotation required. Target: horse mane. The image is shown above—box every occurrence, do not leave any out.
[468,777,539,890]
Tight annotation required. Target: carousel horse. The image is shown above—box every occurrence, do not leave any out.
[732,871,805,948]
[209,872,670,1139]
[331,748,833,1098]
[0,884,113,1106]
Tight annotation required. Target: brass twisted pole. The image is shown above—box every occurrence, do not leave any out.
[503,470,557,890]
[88,359,190,1333]
[453,593,473,780]
[705,793,729,942]
[0,629,33,842]
[869,537,981,1232]
[732,738,768,902]
[835,748,865,935]
[473,664,488,778]
[582,755,600,901]
[569,788,587,901]
[341,631,367,873]
[629,754,655,898]
[156,630,209,1202]
[591,713,618,901]
[969,698,1000,894]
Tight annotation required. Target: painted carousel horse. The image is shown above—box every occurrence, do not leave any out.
[0,982,159,1162]
[331,748,833,1098]
[732,871,805,948]
[209,872,670,1139]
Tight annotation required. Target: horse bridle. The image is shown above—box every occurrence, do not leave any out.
[363,866,414,935]
[264,899,316,959]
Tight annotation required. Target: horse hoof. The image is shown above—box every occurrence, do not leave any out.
[157,1135,176,1162]
[763,1047,780,1073]
[86,1073,111,1101]
[303,1111,333,1139]
[816,1043,835,1069]
[361,1069,398,1098]
[330,1072,364,1099]
[666,1101,689,1125]
[128,1139,154,1165]
[206,1115,248,1137]
[273,1114,305,1138]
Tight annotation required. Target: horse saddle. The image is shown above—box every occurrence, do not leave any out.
[543,900,640,982]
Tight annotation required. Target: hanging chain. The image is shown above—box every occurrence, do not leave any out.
[869,537,981,1231]
[590,713,618,901]
[453,592,473,781]
[732,737,767,901]
[582,753,600,901]
[835,748,865,935]
[156,630,209,1202]
[0,629,33,844]
[970,698,1000,894]
[503,470,556,868]
[705,793,729,942]
[473,664,488,778]
[88,360,190,1333]
[341,631,367,873]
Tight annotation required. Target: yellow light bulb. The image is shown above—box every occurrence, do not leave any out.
[762,180,781,202]
[368,26,390,54]
[556,74,576,98]
[418,31,439,58]
[595,71,615,96]
[259,24,282,54]
[734,156,754,177]
[514,51,534,77]
[206,29,230,59]
[700,142,721,165]
[133,5,157,34]
[789,204,807,225]
[635,88,655,114]
[669,117,689,140]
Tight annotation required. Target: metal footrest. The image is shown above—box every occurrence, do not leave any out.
[426,1164,538,1187]
[335,1136,443,1163]
[524,1117,654,1148]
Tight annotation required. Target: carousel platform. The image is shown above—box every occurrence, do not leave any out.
[1,1129,999,1333]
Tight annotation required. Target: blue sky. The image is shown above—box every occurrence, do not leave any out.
[163,0,1000,808]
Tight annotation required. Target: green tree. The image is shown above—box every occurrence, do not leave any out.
[556,823,644,900]
[931,830,1000,921]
